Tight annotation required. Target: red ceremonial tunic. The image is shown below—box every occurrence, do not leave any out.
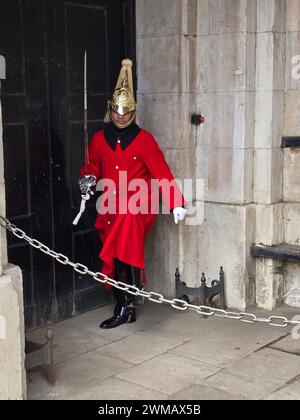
[80,124,185,282]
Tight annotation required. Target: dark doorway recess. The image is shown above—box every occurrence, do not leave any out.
[0,0,136,329]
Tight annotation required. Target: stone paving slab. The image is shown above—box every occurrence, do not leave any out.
[205,347,300,400]
[27,351,133,400]
[27,303,175,344]
[169,325,287,369]
[146,310,220,341]
[27,318,112,364]
[26,303,175,364]
[66,377,169,400]
[116,353,220,396]
[95,330,188,365]
[169,383,242,400]
[264,378,300,400]
[26,303,300,400]
[269,334,300,356]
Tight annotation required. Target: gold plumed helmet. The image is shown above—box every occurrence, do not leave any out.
[104,58,137,129]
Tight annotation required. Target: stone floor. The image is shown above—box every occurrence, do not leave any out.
[26,302,300,400]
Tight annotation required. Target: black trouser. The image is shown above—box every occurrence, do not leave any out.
[114,259,142,306]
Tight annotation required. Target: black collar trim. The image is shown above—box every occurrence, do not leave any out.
[103,123,141,151]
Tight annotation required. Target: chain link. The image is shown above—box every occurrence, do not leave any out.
[1,215,300,328]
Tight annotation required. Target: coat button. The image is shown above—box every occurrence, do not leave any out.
[113,190,116,195]
[115,165,119,169]
[133,156,137,160]
[107,221,111,225]
[117,139,121,144]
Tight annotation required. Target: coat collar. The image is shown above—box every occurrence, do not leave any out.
[103,123,141,151]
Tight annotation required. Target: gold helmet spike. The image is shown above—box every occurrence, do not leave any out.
[104,59,137,129]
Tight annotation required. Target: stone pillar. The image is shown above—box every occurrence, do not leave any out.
[194,0,257,309]
[282,0,300,307]
[137,0,198,298]
[0,55,6,272]
[0,56,27,400]
[254,0,286,310]
[256,258,284,310]
[0,265,26,400]
[253,0,287,310]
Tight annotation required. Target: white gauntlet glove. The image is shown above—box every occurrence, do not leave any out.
[173,207,187,224]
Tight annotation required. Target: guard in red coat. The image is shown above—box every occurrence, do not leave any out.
[80,59,187,328]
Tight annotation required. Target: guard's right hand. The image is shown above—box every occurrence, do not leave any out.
[78,174,96,196]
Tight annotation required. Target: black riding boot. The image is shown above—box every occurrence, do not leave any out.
[124,265,145,307]
[99,287,136,329]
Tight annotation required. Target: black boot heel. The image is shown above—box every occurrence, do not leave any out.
[126,308,136,324]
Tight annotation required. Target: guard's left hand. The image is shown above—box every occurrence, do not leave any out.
[173,207,187,224]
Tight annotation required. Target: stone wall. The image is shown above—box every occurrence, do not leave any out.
[0,56,26,400]
[138,0,257,309]
[255,0,300,310]
[0,265,26,400]
[138,0,300,311]
[195,0,256,309]
[137,0,198,298]
[254,0,286,309]
[283,0,300,307]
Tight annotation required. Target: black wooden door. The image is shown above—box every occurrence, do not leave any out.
[0,0,136,329]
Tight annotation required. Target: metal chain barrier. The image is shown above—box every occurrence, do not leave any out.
[1,215,299,328]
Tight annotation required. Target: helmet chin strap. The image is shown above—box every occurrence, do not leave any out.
[109,108,136,130]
